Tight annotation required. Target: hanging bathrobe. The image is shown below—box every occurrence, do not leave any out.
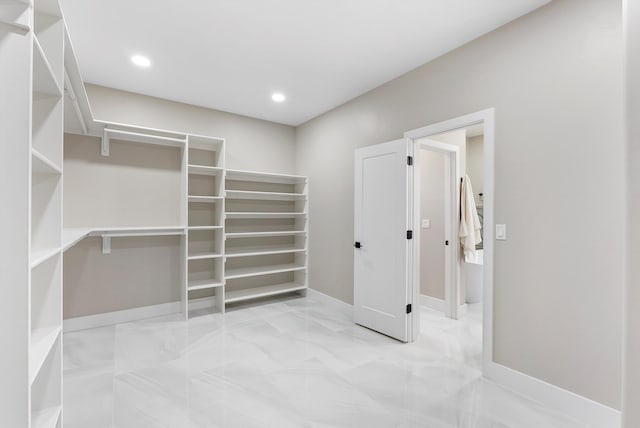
[459,175,482,263]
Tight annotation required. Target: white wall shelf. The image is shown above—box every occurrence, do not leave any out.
[226,169,306,184]
[30,248,60,269]
[0,0,31,34]
[225,263,306,280]
[29,326,60,384]
[225,230,306,238]
[225,246,305,258]
[225,190,306,201]
[225,212,306,219]
[101,127,186,156]
[188,252,222,260]
[31,405,61,428]
[32,36,62,97]
[225,282,307,304]
[187,279,223,292]
[32,149,62,175]
[188,196,222,203]
[188,165,223,176]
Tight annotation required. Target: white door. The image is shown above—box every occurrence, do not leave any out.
[354,139,414,342]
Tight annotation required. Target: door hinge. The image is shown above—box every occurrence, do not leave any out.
[406,230,413,240]
[407,156,413,166]
[445,240,449,246]
[406,304,412,314]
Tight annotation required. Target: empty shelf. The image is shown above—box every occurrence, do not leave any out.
[225,190,306,201]
[33,36,62,97]
[225,282,306,304]
[89,226,185,238]
[225,230,306,238]
[189,165,223,176]
[188,196,222,203]
[188,279,223,291]
[32,406,62,428]
[188,252,223,260]
[225,263,306,280]
[0,2,31,34]
[29,326,61,384]
[225,246,305,258]
[62,228,92,251]
[225,212,306,219]
[31,247,60,269]
[189,226,223,231]
[226,169,306,184]
[103,128,186,148]
[32,149,61,175]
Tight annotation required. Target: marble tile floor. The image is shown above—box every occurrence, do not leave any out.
[63,295,585,428]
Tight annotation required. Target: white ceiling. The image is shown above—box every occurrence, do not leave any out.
[61,0,550,126]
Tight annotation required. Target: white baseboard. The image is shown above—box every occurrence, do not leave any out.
[306,288,352,313]
[458,303,468,316]
[419,294,445,312]
[63,296,217,332]
[485,362,621,428]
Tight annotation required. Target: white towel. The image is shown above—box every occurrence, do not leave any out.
[459,175,482,263]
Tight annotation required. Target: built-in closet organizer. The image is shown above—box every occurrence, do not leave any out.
[185,135,225,316]
[224,170,308,306]
[62,122,308,319]
[1,0,66,425]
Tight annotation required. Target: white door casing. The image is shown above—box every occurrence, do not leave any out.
[353,139,414,342]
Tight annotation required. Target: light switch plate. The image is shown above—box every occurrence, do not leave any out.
[422,219,431,229]
[496,224,507,240]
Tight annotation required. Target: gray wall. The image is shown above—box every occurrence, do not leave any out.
[64,86,296,318]
[85,84,296,174]
[419,149,445,300]
[466,135,484,207]
[624,0,640,425]
[296,0,624,409]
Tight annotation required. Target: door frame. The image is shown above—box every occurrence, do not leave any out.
[414,140,461,320]
[404,108,495,373]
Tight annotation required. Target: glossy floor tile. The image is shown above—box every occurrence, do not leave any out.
[63,296,584,428]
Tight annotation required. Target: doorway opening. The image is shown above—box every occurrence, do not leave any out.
[405,109,494,373]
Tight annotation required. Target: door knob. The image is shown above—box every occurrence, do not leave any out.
[354,242,362,249]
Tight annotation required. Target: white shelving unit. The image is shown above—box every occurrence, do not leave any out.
[224,170,308,306]
[185,135,226,316]
[22,0,65,426]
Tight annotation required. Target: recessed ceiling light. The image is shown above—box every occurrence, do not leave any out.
[131,55,151,68]
[272,93,286,103]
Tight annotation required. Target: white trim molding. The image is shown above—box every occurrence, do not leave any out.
[419,294,445,311]
[63,297,216,332]
[306,288,352,314]
[485,362,621,428]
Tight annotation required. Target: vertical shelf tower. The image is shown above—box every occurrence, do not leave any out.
[185,135,226,316]
[31,0,64,426]
[224,170,308,307]
[1,0,64,425]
